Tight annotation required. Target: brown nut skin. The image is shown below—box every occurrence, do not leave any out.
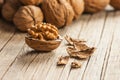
[41,0,74,28]
[25,35,62,51]
[110,0,120,10]
[13,5,44,32]
[20,0,43,5]
[68,0,84,19]
[2,0,22,21]
[84,0,110,13]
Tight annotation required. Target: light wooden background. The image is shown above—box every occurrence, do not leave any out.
[0,7,120,80]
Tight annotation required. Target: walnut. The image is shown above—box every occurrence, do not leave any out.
[2,0,22,21]
[71,61,81,68]
[25,23,62,51]
[41,0,74,28]
[20,0,43,5]
[67,0,84,19]
[57,56,69,66]
[0,0,4,11]
[84,0,110,13]
[13,5,44,31]
[110,0,120,9]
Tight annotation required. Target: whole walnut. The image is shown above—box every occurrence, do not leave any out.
[20,0,43,5]
[84,0,110,13]
[41,0,75,28]
[2,0,22,21]
[67,0,84,19]
[110,0,120,9]
[13,5,44,32]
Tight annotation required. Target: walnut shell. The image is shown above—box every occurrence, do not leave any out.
[84,0,110,13]
[41,0,74,28]
[13,5,44,32]
[110,0,120,9]
[20,0,43,5]
[2,0,21,21]
[25,35,62,51]
[68,0,84,19]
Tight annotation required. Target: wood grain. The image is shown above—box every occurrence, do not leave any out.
[0,11,120,80]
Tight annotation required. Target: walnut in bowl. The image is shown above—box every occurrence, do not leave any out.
[25,23,62,51]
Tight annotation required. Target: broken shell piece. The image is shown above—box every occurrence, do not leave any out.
[65,35,86,45]
[74,43,90,51]
[67,47,96,59]
[57,56,70,66]
[25,35,62,51]
[71,61,81,68]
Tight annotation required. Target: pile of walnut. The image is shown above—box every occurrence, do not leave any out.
[57,35,96,69]
[1,0,120,31]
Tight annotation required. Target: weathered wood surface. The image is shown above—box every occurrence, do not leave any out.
[0,11,120,80]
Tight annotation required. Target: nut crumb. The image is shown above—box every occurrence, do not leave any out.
[57,56,69,66]
[71,61,81,68]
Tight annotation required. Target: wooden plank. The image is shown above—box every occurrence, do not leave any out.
[102,11,120,80]
[0,20,15,50]
[2,44,39,80]
[43,15,91,80]
[1,22,70,80]
[0,32,25,79]
[67,12,107,80]
[79,12,116,80]
[0,11,119,80]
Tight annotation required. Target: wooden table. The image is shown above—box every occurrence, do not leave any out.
[0,9,120,80]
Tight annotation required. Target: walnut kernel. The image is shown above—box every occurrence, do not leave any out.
[28,23,59,40]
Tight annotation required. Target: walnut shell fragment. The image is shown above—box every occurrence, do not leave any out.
[65,35,86,45]
[20,0,43,5]
[13,5,44,31]
[67,0,84,19]
[73,43,90,51]
[67,46,96,59]
[110,0,120,10]
[25,23,62,51]
[84,0,110,13]
[71,61,81,68]
[41,0,74,28]
[57,56,69,66]
[2,0,22,21]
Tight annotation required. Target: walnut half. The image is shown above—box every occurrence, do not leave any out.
[25,23,62,51]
